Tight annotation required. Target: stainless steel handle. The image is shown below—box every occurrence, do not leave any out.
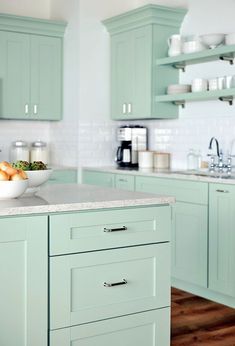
[103,279,127,288]
[33,104,38,115]
[128,103,132,114]
[122,103,127,114]
[118,178,127,182]
[25,104,29,115]
[216,189,229,193]
[104,226,127,233]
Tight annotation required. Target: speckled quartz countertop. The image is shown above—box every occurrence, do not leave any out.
[0,184,175,217]
[84,166,235,185]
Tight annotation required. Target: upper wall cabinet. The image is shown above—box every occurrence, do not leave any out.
[0,14,66,121]
[103,5,186,120]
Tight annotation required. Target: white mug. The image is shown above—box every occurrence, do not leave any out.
[191,78,208,92]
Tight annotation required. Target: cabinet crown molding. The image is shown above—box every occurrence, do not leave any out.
[0,13,67,37]
[103,4,187,35]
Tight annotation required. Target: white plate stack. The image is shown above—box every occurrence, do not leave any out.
[167,84,191,95]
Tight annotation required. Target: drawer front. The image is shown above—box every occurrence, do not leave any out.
[82,170,115,188]
[50,308,170,346]
[49,206,171,255]
[48,169,77,184]
[115,174,135,191]
[136,176,208,205]
[50,243,170,329]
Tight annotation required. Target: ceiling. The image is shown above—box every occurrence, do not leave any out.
[149,0,188,8]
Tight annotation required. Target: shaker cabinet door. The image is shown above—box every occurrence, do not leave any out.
[31,35,62,120]
[0,216,48,346]
[209,184,235,299]
[111,31,132,119]
[0,31,30,119]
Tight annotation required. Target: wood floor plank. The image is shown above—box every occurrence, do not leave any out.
[171,288,235,346]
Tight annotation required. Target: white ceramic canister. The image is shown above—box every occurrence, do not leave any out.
[30,141,49,164]
[168,34,182,57]
[10,140,29,163]
[138,151,154,168]
[191,78,208,92]
[153,152,171,170]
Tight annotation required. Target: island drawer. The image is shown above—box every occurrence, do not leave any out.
[136,176,208,205]
[50,308,170,346]
[50,243,170,329]
[49,206,171,255]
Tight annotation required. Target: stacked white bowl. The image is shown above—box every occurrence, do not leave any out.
[167,84,191,95]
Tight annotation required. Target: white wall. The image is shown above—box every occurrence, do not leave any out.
[0,0,50,18]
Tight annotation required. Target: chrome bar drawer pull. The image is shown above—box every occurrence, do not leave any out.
[122,103,127,114]
[216,189,229,193]
[103,226,127,233]
[103,279,127,288]
[25,104,29,115]
[33,104,38,115]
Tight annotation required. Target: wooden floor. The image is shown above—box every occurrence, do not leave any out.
[171,288,235,346]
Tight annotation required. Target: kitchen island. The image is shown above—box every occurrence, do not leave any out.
[0,184,174,346]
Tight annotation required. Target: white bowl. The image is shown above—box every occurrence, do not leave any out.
[167,84,191,95]
[0,180,28,199]
[25,169,52,188]
[200,33,225,48]
[225,33,235,45]
[182,40,207,54]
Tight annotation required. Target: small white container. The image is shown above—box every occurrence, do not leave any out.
[10,141,29,163]
[191,78,208,92]
[153,152,171,169]
[138,151,153,168]
[30,141,48,164]
[208,78,218,91]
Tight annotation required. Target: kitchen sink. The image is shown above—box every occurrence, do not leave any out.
[170,170,235,179]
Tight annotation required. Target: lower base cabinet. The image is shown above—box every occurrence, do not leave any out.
[172,202,208,287]
[50,308,170,346]
[0,216,48,346]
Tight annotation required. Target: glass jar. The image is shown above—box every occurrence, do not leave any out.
[30,141,48,164]
[10,141,29,163]
[187,149,197,170]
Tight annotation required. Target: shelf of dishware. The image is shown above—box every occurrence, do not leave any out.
[155,88,235,107]
[156,44,235,70]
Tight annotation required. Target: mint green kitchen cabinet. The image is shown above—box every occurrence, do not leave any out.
[115,173,135,190]
[0,215,48,346]
[209,184,235,298]
[172,202,207,287]
[0,14,66,121]
[103,5,186,120]
[48,169,77,184]
[50,308,170,346]
[136,176,208,288]
[83,170,115,188]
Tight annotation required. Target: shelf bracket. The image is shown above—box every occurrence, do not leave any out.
[219,55,234,65]
[173,63,186,72]
[219,96,234,106]
[174,100,185,108]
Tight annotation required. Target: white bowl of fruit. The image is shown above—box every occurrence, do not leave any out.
[0,161,28,199]
[12,161,52,193]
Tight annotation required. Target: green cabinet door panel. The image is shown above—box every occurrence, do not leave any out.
[31,35,62,120]
[50,243,170,329]
[49,206,171,255]
[115,173,135,191]
[0,215,48,346]
[82,170,115,188]
[135,176,208,205]
[209,184,235,299]
[50,308,170,346]
[0,31,30,119]
[172,202,208,287]
[111,31,132,118]
[47,169,77,184]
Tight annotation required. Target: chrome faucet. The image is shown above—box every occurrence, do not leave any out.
[208,137,220,172]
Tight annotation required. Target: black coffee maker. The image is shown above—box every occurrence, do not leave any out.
[115,125,147,168]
